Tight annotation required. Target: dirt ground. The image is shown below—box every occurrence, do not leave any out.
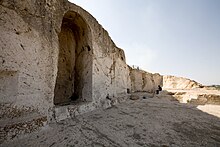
[1,94,220,147]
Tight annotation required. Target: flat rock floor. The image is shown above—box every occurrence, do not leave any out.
[1,96,220,147]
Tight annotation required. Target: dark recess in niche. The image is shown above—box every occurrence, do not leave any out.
[54,11,92,105]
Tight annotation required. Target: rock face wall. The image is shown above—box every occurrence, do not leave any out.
[130,69,163,93]
[0,0,206,142]
[163,75,202,90]
[0,1,53,115]
[0,0,132,125]
[0,0,134,141]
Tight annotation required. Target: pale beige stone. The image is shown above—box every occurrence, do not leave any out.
[0,0,132,141]
[1,0,218,144]
[130,68,163,93]
[163,75,202,90]
[0,0,130,120]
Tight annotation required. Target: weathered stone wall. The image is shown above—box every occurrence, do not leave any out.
[0,0,131,122]
[0,1,57,140]
[163,75,202,90]
[58,1,131,109]
[0,2,54,116]
[92,45,130,106]
[130,69,163,93]
[2,0,202,125]
[0,0,207,142]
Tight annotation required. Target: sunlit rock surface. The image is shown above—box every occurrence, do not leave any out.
[0,0,219,144]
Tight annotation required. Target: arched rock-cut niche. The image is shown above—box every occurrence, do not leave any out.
[54,11,92,105]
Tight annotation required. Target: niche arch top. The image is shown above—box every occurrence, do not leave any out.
[54,11,93,105]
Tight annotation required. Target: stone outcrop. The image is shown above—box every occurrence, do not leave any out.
[130,68,163,93]
[0,0,215,143]
[163,75,202,90]
[0,0,130,115]
[0,0,132,141]
[190,94,220,105]
[162,89,220,104]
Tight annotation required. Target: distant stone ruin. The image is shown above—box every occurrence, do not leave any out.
[0,0,204,143]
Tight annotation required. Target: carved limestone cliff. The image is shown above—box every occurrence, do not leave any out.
[0,0,131,141]
[0,0,209,143]
[130,68,163,93]
[163,75,202,90]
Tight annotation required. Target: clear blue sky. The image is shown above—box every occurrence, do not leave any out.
[70,0,220,85]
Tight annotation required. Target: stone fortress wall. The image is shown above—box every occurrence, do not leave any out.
[0,0,202,142]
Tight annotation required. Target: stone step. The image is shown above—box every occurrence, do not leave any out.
[53,101,95,122]
[0,112,47,144]
[53,94,130,122]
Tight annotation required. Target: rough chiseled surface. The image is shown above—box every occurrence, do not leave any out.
[130,69,163,93]
[0,0,130,119]
[1,0,219,144]
[0,0,131,141]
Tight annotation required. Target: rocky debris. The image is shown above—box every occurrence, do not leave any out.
[0,104,47,144]
[0,112,47,144]
[161,89,220,105]
[0,104,47,143]
[130,95,139,100]
[0,104,34,119]
[190,94,220,105]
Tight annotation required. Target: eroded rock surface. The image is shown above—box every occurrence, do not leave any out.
[130,68,163,93]
[162,88,220,104]
[163,75,202,90]
[1,96,220,147]
[1,0,219,144]
[0,0,131,141]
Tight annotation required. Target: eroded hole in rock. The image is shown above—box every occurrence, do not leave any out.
[54,11,92,105]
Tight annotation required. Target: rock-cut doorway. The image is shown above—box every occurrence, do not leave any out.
[54,11,92,105]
